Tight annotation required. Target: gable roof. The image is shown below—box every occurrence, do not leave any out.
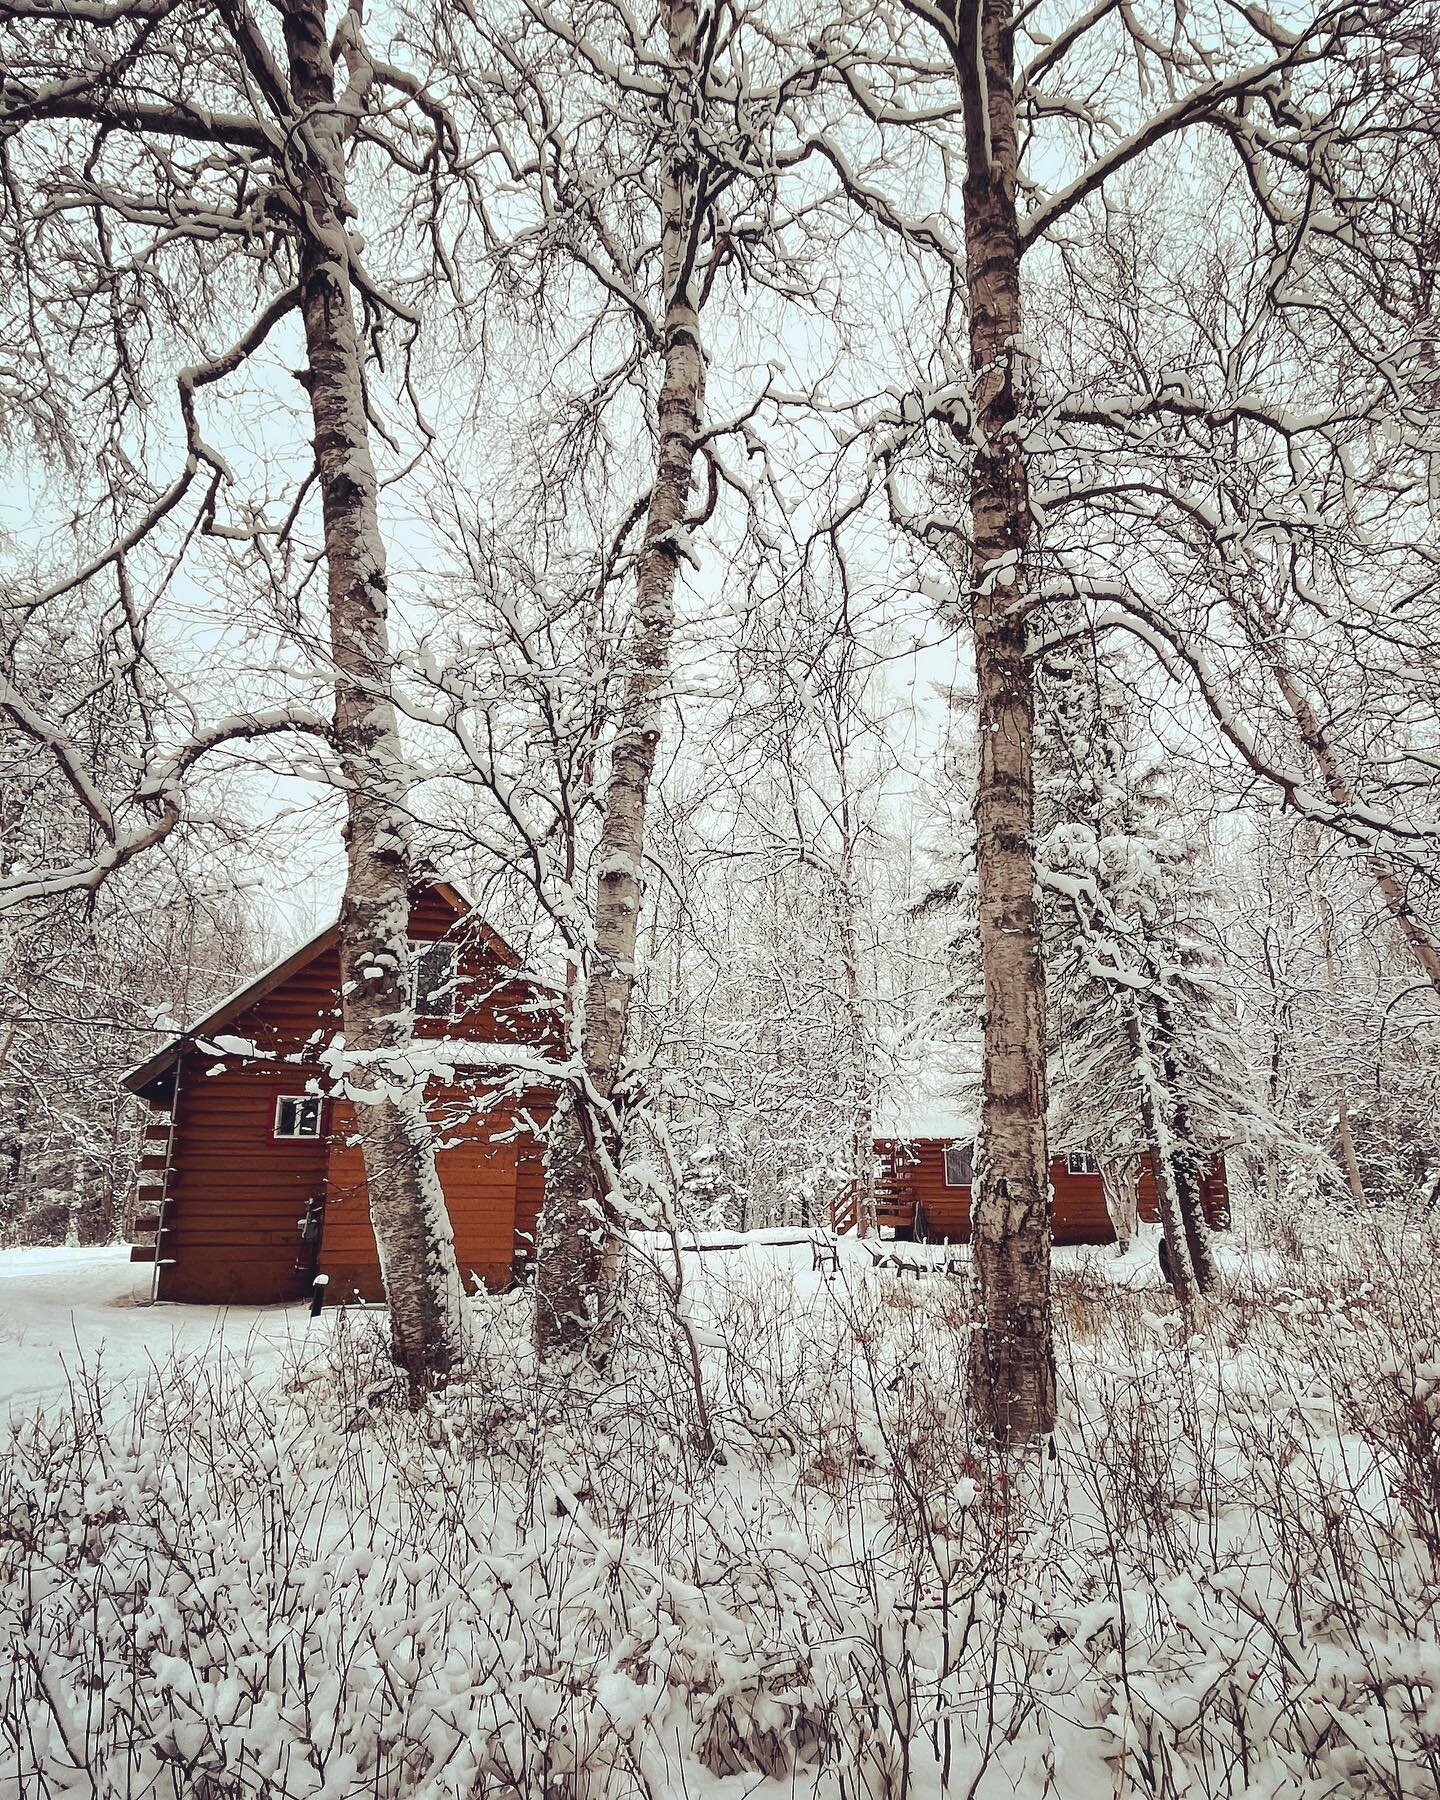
[873,1038,981,1143]
[121,880,520,1102]
[873,1098,977,1143]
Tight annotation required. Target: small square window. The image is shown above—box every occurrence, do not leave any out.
[943,1143,974,1187]
[274,1095,323,1139]
[409,940,459,1021]
[1066,1151,1099,1176]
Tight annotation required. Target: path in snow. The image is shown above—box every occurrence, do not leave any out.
[0,1245,323,1419]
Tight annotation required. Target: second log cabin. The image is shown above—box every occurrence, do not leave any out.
[868,1102,1229,1244]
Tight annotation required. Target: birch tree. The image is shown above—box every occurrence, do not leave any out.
[800,0,1434,1438]
[0,0,482,1395]
[533,0,707,1352]
[430,0,828,1353]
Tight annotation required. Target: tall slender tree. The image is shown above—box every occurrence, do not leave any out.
[807,0,1431,1436]
[0,0,480,1395]
[532,0,709,1350]
[433,0,831,1352]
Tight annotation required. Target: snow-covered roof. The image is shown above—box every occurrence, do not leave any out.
[874,1041,979,1142]
[874,1095,976,1142]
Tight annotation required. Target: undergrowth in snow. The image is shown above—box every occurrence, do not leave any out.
[2,1207,1439,1797]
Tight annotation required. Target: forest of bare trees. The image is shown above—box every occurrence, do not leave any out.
[2,0,1438,1429]
[2,5,1440,1792]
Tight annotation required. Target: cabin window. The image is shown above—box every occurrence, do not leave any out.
[274,1095,322,1140]
[943,1143,974,1187]
[1066,1150,1100,1176]
[409,940,459,1020]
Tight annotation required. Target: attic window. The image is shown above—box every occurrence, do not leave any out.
[943,1143,974,1187]
[1066,1151,1100,1176]
[274,1096,322,1140]
[409,939,459,1021]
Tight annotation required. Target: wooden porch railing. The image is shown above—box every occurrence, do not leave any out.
[829,1170,916,1236]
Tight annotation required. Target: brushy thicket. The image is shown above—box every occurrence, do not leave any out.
[2,1207,1438,1798]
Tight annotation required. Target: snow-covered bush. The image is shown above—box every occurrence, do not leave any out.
[3,1213,1438,1796]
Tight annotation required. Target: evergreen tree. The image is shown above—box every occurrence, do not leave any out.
[1036,638,1253,1305]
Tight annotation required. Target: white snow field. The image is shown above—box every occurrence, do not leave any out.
[1,1215,1437,1798]
[0,1246,326,1415]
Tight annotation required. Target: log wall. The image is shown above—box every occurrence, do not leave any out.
[143,889,556,1304]
[877,1140,1231,1246]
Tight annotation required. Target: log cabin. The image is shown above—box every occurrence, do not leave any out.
[868,1104,1230,1245]
[121,883,559,1304]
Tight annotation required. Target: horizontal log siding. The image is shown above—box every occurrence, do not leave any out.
[320,1089,551,1301]
[877,1139,1230,1246]
[156,1057,326,1302]
[150,890,556,1303]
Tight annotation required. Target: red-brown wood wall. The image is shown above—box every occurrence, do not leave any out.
[877,1139,1230,1246]
[320,1090,550,1302]
[140,888,556,1304]
[152,1055,329,1303]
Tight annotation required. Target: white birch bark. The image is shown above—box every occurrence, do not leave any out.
[534,0,705,1355]
[954,0,1057,1441]
[1098,1157,1140,1254]
[835,790,876,1239]
[280,0,464,1396]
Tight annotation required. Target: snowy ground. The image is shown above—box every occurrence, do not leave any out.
[0,1245,325,1416]
[1,1217,1435,1797]
[0,1228,1190,1418]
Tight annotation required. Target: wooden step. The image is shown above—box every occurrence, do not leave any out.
[139,1154,169,1172]
[131,1215,162,1235]
[129,1244,158,1263]
[871,1202,918,1231]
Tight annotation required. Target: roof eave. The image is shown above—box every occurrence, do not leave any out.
[118,880,524,1100]
[119,921,342,1098]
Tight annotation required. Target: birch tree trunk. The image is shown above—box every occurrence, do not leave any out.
[1098,1157,1140,1253]
[839,949,877,1238]
[534,0,705,1356]
[836,806,876,1238]
[1128,996,1219,1314]
[953,0,1056,1441]
[280,0,465,1398]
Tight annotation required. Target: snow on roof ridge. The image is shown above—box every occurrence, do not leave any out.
[120,878,486,1093]
[874,1097,978,1141]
